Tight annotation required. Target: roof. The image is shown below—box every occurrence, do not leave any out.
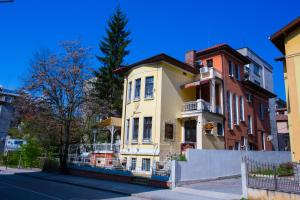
[270,16,300,54]
[242,79,277,98]
[114,53,198,75]
[195,44,251,64]
[97,117,122,128]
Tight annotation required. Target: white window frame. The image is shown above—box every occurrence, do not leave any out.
[134,78,141,100]
[248,115,253,134]
[125,119,130,144]
[127,82,132,103]
[145,76,154,99]
[261,132,266,150]
[240,96,245,121]
[227,91,233,129]
[132,117,139,143]
[141,158,151,171]
[234,94,239,125]
[131,158,137,171]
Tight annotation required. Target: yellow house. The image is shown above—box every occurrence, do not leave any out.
[270,16,300,162]
[115,53,225,174]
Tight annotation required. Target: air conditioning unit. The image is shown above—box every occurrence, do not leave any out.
[200,67,209,74]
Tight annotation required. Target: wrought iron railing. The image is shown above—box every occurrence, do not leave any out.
[245,158,300,194]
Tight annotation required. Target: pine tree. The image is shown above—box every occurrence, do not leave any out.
[94,7,131,118]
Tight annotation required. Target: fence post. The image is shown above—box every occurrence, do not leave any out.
[171,160,177,189]
[241,158,248,199]
[273,165,277,190]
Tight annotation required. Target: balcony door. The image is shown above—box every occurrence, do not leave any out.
[184,120,197,143]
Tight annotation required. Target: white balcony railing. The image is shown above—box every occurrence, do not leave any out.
[183,99,211,112]
[198,67,222,80]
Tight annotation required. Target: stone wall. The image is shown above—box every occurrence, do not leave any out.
[248,188,300,200]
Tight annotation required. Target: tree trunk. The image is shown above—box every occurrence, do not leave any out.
[60,122,70,174]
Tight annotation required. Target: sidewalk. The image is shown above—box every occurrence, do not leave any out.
[0,166,41,175]
[15,172,240,200]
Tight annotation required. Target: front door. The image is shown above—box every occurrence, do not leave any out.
[184,120,197,143]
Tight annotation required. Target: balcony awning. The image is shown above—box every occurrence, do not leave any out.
[97,117,122,128]
[181,79,211,89]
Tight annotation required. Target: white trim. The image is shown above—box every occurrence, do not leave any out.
[120,148,160,156]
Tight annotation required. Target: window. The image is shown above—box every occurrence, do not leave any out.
[259,103,264,120]
[142,158,151,171]
[132,118,139,142]
[246,93,254,104]
[240,96,245,121]
[145,76,154,99]
[127,82,132,102]
[134,79,141,100]
[233,94,239,125]
[261,132,266,150]
[229,61,234,77]
[165,123,174,140]
[125,119,130,144]
[254,64,261,76]
[235,64,240,80]
[143,117,152,142]
[227,91,233,129]
[248,115,253,134]
[217,123,223,136]
[206,59,213,68]
[131,158,136,171]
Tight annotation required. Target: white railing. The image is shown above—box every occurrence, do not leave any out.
[183,99,211,112]
[68,143,120,155]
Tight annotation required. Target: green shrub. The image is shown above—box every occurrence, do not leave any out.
[19,137,42,168]
[177,154,187,161]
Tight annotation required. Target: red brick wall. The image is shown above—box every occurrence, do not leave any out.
[197,51,272,151]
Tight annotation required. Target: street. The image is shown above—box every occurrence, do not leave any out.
[0,175,141,200]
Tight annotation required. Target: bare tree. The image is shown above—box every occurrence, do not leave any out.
[24,41,91,172]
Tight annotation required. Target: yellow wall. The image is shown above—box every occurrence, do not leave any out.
[160,63,195,161]
[284,27,300,161]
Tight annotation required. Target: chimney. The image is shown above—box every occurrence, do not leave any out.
[185,50,196,67]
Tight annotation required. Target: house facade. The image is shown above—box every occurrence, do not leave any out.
[270,16,300,162]
[237,47,278,150]
[115,44,275,174]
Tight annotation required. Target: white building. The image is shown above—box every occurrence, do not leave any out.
[237,47,278,150]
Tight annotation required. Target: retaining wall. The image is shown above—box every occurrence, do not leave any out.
[173,149,291,186]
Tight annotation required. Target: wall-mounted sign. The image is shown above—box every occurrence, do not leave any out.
[204,122,214,130]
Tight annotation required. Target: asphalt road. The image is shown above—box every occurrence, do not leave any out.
[0,175,141,200]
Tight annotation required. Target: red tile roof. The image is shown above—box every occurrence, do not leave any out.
[196,44,251,64]
[270,16,300,54]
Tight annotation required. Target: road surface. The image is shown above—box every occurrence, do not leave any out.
[0,174,141,200]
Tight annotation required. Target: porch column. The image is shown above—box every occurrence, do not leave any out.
[210,78,216,113]
[196,115,203,149]
[219,81,223,114]
[110,126,115,150]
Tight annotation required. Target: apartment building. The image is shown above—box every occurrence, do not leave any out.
[237,48,278,150]
[0,86,18,152]
[275,98,290,151]
[270,16,300,161]
[115,44,275,174]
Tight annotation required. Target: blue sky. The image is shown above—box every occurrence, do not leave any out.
[0,0,299,100]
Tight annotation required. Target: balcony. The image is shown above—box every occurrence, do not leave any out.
[183,99,211,112]
[182,99,223,115]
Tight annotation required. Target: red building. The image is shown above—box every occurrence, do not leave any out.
[186,44,276,151]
